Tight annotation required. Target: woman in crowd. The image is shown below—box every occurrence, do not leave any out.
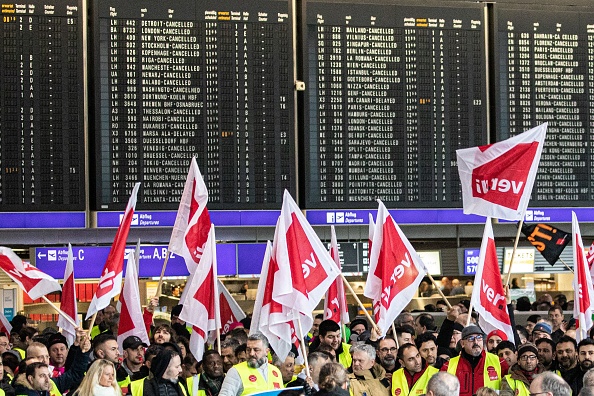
[73,359,121,396]
[314,363,349,396]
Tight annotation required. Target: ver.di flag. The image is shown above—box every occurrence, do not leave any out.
[471,218,514,343]
[572,212,594,342]
[57,244,78,346]
[0,247,61,300]
[456,123,547,221]
[218,279,246,334]
[117,241,150,350]
[168,157,212,274]
[521,222,570,266]
[364,200,426,336]
[324,226,349,326]
[87,182,140,319]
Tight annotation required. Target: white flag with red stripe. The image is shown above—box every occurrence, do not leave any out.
[324,226,349,325]
[470,218,515,343]
[0,311,11,335]
[573,212,594,341]
[178,224,220,361]
[218,279,246,334]
[0,247,61,300]
[271,191,340,331]
[57,244,78,345]
[168,157,212,274]
[117,241,150,350]
[368,213,380,323]
[586,242,594,281]
[87,183,140,319]
[456,123,547,221]
[250,241,298,361]
[364,200,426,336]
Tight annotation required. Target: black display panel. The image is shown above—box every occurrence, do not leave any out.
[93,0,295,210]
[0,0,85,210]
[303,1,487,208]
[495,5,594,205]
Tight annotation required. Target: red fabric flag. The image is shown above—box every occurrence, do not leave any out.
[470,218,514,342]
[0,247,61,300]
[364,200,426,336]
[573,212,594,341]
[87,182,140,319]
[457,123,547,221]
[168,158,212,273]
[271,190,340,334]
[324,226,349,325]
[250,241,298,361]
[218,279,246,334]
[368,214,380,323]
[57,244,78,345]
[178,225,220,361]
[117,242,150,350]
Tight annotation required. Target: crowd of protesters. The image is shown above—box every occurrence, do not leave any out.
[0,287,587,396]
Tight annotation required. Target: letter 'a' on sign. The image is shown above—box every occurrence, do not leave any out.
[456,123,547,221]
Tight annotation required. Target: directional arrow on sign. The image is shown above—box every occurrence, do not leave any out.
[37,252,46,259]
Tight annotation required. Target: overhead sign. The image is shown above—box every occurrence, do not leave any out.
[34,244,237,278]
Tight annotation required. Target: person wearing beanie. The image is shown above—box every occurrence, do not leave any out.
[127,349,186,396]
[349,319,368,337]
[47,333,69,378]
[486,330,508,353]
[441,324,509,396]
[435,305,464,357]
[500,343,544,396]
[531,323,552,341]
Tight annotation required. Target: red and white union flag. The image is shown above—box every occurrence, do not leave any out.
[456,123,547,221]
[572,212,594,342]
[470,218,514,342]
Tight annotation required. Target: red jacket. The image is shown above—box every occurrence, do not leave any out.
[441,351,509,396]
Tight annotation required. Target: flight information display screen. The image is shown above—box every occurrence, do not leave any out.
[304,1,487,208]
[93,0,295,210]
[0,0,85,211]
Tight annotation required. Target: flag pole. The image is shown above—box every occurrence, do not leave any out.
[154,250,171,298]
[41,296,78,328]
[466,305,473,327]
[425,273,452,309]
[505,219,524,287]
[339,274,380,333]
[295,313,310,377]
[87,312,98,335]
[559,258,574,274]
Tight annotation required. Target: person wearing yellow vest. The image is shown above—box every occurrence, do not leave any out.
[90,306,116,340]
[271,352,297,387]
[187,351,225,396]
[441,325,509,396]
[310,320,352,369]
[218,332,283,396]
[129,349,187,396]
[116,336,150,393]
[392,344,438,396]
[348,344,390,396]
[500,343,544,396]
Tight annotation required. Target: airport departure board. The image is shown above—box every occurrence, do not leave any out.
[93,0,295,210]
[304,1,488,208]
[0,0,85,211]
[495,5,594,205]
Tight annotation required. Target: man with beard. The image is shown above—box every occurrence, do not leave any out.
[187,351,225,396]
[500,343,544,396]
[220,339,241,373]
[441,325,509,396]
[219,332,283,396]
[570,338,594,396]
[392,344,438,396]
[416,332,445,369]
[375,337,398,382]
[556,335,580,393]
[271,352,296,386]
[348,344,389,396]
[535,338,557,372]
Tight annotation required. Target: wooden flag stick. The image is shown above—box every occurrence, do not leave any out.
[425,273,452,309]
[296,313,310,376]
[339,274,380,334]
[154,250,171,298]
[41,296,78,328]
[391,322,398,346]
[466,304,473,327]
[87,312,98,335]
[505,219,524,287]
[559,258,574,274]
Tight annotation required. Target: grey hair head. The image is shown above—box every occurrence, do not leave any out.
[247,332,270,349]
[426,372,460,396]
[536,372,571,396]
[350,343,376,361]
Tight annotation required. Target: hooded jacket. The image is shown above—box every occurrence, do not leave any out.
[13,373,47,396]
